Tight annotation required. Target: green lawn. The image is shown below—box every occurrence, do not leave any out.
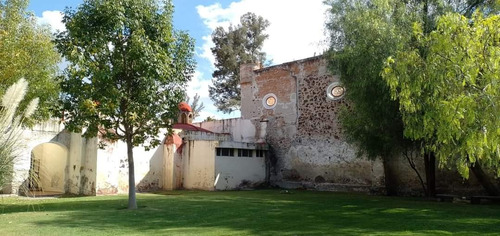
[0,190,499,236]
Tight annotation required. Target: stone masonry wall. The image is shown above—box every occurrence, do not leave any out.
[240,56,384,191]
[294,59,383,187]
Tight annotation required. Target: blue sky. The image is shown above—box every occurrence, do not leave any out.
[28,0,328,121]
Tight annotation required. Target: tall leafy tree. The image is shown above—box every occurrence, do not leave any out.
[325,0,497,196]
[56,0,195,209]
[326,0,498,196]
[0,0,60,122]
[326,0,427,195]
[383,12,500,195]
[209,12,269,113]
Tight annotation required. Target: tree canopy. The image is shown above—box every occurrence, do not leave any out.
[0,0,60,122]
[325,0,498,195]
[326,0,433,195]
[326,0,419,160]
[382,12,500,178]
[209,12,269,113]
[56,0,195,209]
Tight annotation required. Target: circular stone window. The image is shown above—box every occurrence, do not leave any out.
[326,82,345,101]
[262,93,277,109]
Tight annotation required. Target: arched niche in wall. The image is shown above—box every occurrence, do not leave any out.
[28,142,68,193]
[181,113,188,124]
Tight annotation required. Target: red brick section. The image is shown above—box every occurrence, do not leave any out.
[255,69,295,103]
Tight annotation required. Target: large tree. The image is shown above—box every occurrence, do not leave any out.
[56,0,195,209]
[325,0,497,196]
[326,0,434,195]
[383,12,500,195]
[0,0,60,122]
[209,12,269,113]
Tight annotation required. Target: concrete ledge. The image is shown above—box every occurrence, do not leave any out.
[471,195,500,204]
[31,119,64,132]
[218,141,268,150]
[182,131,230,141]
[274,181,377,193]
[436,194,459,202]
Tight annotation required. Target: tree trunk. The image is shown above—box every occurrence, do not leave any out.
[383,157,398,196]
[470,161,500,196]
[126,137,137,209]
[403,150,427,196]
[424,152,436,197]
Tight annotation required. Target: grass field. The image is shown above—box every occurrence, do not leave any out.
[0,190,499,235]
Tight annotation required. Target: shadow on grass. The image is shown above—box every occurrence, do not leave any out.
[1,190,500,235]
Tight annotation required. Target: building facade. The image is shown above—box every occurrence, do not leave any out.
[3,56,488,196]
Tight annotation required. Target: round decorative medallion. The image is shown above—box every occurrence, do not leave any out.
[327,82,345,100]
[262,93,277,109]
[266,96,276,106]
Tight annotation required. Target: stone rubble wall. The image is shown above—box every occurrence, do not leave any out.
[240,56,384,191]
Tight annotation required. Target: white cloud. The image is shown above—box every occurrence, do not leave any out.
[198,35,216,69]
[196,0,329,66]
[186,70,211,99]
[36,10,65,33]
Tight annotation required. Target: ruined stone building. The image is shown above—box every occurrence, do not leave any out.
[197,56,385,191]
[3,55,484,196]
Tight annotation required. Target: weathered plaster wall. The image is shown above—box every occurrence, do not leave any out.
[11,121,167,196]
[5,120,70,194]
[388,154,486,195]
[95,139,165,194]
[215,155,266,190]
[67,133,97,195]
[9,120,267,195]
[193,118,266,143]
[5,120,98,195]
[31,143,67,192]
[80,137,97,195]
[240,56,384,191]
[95,142,125,194]
[435,168,485,195]
[136,144,165,192]
[163,133,180,190]
[175,128,267,191]
[181,140,217,190]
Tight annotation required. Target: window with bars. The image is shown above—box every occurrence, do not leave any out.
[256,149,265,158]
[237,149,253,157]
[216,148,234,157]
